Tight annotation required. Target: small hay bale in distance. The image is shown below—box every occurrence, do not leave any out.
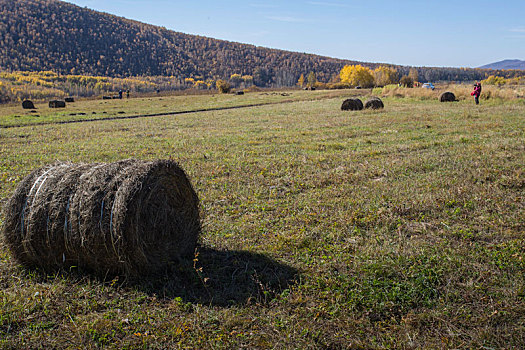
[439,91,456,102]
[22,100,35,109]
[1,159,201,278]
[341,98,364,111]
[364,97,384,110]
[65,97,75,103]
[49,100,66,108]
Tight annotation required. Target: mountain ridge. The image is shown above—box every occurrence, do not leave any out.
[1,0,525,85]
[479,60,525,70]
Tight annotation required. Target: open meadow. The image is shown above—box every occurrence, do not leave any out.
[0,90,524,348]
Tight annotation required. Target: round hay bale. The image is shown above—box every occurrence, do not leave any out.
[341,98,363,111]
[2,159,201,278]
[364,97,384,109]
[49,100,66,108]
[65,97,75,103]
[439,92,456,102]
[22,100,35,109]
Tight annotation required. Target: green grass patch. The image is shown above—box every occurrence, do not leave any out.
[0,91,524,348]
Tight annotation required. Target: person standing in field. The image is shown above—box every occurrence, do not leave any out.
[471,82,482,105]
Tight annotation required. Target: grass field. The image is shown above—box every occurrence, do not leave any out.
[0,90,359,128]
[0,91,524,348]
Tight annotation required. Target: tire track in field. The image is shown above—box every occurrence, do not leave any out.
[1,94,346,129]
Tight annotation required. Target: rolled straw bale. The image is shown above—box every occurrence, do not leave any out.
[22,100,35,109]
[341,98,363,111]
[49,100,66,108]
[2,159,200,278]
[65,97,75,103]
[364,97,384,109]
[439,92,456,102]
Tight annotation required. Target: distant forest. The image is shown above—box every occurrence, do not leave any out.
[1,0,524,87]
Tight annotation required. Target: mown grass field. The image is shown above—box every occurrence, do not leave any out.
[0,90,524,348]
[0,90,356,128]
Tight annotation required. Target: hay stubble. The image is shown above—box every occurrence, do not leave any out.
[0,93,524,348]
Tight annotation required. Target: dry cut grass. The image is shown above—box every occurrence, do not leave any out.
[0,93,524,348]
[376,83,525,102]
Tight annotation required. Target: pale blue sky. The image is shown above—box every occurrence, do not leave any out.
[66,0,525,68]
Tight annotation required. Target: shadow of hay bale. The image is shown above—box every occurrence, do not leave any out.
[6,245,300,307]
[341,98,363,111]
[439,91,456,102]
[2,159,200,279]
[136,246,299,306]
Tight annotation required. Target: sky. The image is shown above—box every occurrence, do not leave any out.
[65,0,525,68]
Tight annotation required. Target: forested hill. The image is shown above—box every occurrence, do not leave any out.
[0,0,364,84]
[479,60,525,70]
[1,0,524,85]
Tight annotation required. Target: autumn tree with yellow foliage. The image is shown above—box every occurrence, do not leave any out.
[482,75,506,86]
[373,66,399,87]
[0,70,163,101]
[307,72,317,88]
[297,74,305,88]
[242,75,254,87]
[230,74,243,88]
[216,80,231,93]
[339,65,375,88]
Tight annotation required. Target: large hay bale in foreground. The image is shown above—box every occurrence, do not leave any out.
[22,100,35,109]
[49,100,66,108]
[439,92,456,102]
[341,98,363,111]
[2,159,201,278]
[364,97,384,109]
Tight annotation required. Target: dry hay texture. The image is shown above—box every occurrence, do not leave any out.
[364,97,384,109]
[439,91,456,102]
[1,159,201,279]
[341,98,363,111]
[22,100,35,109]
[49,100,66,108]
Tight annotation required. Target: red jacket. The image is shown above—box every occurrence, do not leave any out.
[471,85,481,97]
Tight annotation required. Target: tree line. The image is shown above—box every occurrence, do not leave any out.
[1,0,524,89]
